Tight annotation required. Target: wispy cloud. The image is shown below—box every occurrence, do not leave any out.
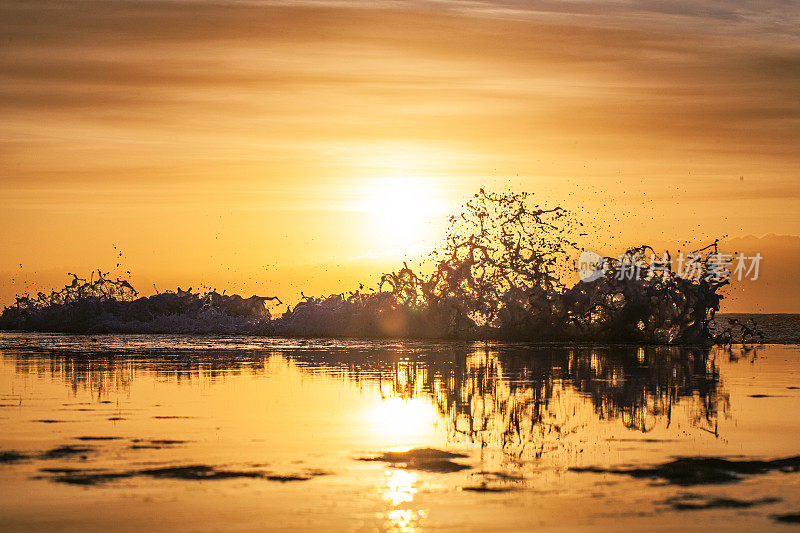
[0,0,797,272]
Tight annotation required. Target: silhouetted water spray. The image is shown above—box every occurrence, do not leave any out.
[0,189,757,344]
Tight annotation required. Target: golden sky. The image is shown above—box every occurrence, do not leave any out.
[1,0,798,310]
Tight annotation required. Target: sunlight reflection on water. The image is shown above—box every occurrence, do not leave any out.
[366,398,438,445]
[2,334,800,530]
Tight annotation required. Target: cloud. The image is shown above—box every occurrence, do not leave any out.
[0,0,797,221]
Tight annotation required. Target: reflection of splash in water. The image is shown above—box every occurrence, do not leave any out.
[0,190,753,344]
[2,338,734,463]
[279,343,731,461]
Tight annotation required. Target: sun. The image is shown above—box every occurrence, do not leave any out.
[360,177,445,252]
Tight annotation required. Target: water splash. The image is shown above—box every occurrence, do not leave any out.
[270,189,742,344]
[0,189,755,344]
[2,272,280,334]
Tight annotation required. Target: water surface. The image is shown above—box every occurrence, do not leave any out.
[2,333,800,531]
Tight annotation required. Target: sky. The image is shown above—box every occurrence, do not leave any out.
[1,0,798,311]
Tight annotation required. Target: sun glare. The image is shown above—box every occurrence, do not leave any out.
[360,177,445,252]
[366,397,438,444]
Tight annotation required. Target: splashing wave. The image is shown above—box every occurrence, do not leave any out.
[0,190,755,344]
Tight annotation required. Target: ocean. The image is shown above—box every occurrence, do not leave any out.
[0,314,799,530]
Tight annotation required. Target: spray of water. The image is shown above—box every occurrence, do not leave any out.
[0,189,756,344]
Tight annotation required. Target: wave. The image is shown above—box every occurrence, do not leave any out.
[0,189,758,344]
